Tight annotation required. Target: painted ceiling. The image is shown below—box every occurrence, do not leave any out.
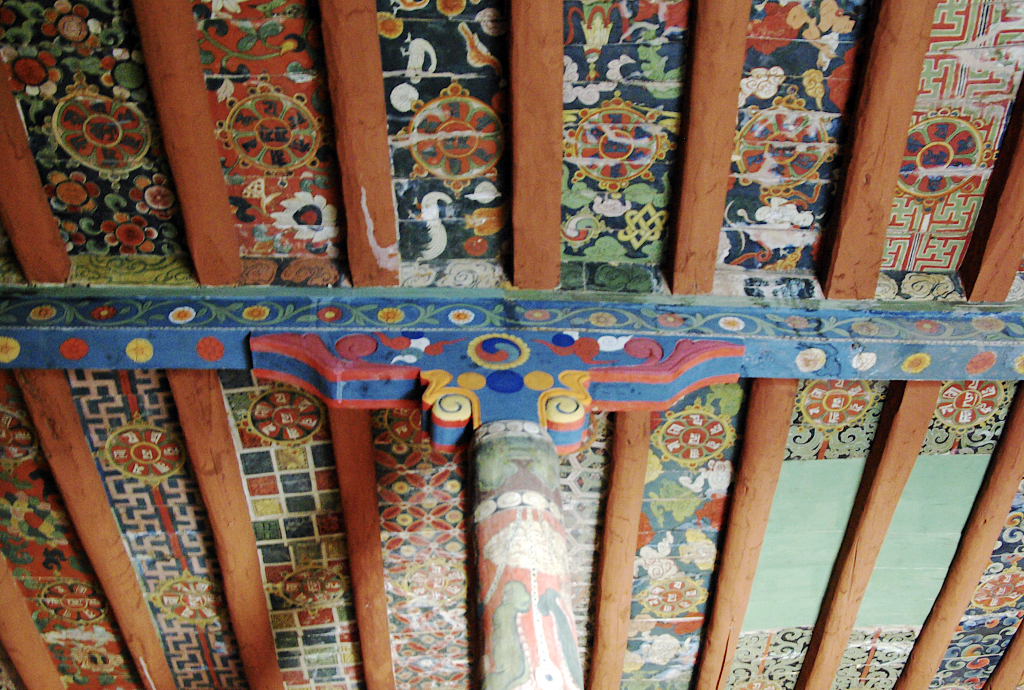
[3,1,1024,690]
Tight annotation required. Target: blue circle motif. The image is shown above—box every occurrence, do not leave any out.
[486,370,524,394]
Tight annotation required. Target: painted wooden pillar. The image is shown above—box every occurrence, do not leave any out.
[473,420,584,690]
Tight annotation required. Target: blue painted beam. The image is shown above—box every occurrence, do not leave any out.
[0,286,1022,381]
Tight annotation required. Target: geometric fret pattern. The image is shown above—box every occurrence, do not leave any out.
[883,0,1024,273]
[0,370,143,690]
[67,370,247,690]
[217,371,362,690]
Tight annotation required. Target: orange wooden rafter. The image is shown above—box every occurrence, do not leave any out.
[130,0,242,286]
[166,370,285,690]
[795,381,942,690]
[894,386,1024,690]
[691,379,798,690]
[588,410,653,690]
[328,408,396,690]
[984,622,1024,690]
[670,0,750,295]
[320,0,399,287]
[0,554,66,690]
[510,0,562,289]
[14,370,176,690]
[0,65,70,284]
[821,0,940,299]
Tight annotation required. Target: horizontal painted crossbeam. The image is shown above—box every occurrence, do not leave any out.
[0,287,1023,381]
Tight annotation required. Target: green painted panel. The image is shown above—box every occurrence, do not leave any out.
[741,458,866,632]
[855,455,989,626]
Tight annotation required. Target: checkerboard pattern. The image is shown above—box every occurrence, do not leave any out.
[218,370,362,690]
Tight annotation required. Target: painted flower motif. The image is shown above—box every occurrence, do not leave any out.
[44,170,100,213]
[795,348,827,372]
[718,316,745,332]
[852,352,876,372]
[973,317,1006,333]
[448,309,475,326]
[1015,354,1024,375]
[785,315,811,329]
[100,213,158,255]
[437,0,466,16]
[966,352,997,375]
[378,307,405,324]
[523,309,551,322]
[914,320,942,334]
[168,307,196,324]
[271,192,338,229]
[241,305,270,321]
[378,12,403,38]
[851,320,880,337]
[589,312,617,327]
[201,0,250,16]
[28,305,57,321]
[2,47,60,97]
[58,220,85,249]
[749,2,801,54]
[40,1,100,54]
[901,353,931,374]
[317,307,343,323]
[129,174,176,219]
[90,305,117,320]
[657,313,685,328]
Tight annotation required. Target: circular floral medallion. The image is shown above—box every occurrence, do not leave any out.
[0,410,36,465]
[40,581,106,623]
[404,559,466,601]
[224,91,320,172]
[51,93,151,173]
[935,381,1004,430]
[640,575,707,617]
[467,334,530,370]
[407,84,503,192]
[798,381,877,429]
[972,567,1024,611]
[248,388,325,444]
[105,422,185,484]
[897,115,985,199]
[566,97,670,191]
[279,567,347,607]
[654,406,735,468]
[735,94,834,186]
[153,576,220,626]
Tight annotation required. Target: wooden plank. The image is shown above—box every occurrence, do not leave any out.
[589,411,653,690]
[320,0,399,287]
[327,408,395,690]
[0,65,70,284]
[983,621,1024,690]
[821,0,939,300]
[166,370,284,690]
[795,380,942,690]
[894,386,1024,690]
[13,370,175,690]
[692,379,799,690]
[130,0,241,286]
[0,555,65,690]
[961,78,1024,302]
[670,0,751,295]
[510,0,561,289]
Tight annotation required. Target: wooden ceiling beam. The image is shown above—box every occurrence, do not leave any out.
[961,79,1024,303]
[0,555,65,690]
[0,66,70,284]
[821,0,939,299]
[983,621,1024,690]
[692,378,798,690]
[130,0,242,286]
[327,408,396,690]
[894,386,1024,690]
[795,380,941,690]
[588,410,653,690]
[321,0,399,287]
[13,369,176,690]
[510,0,561,289]
[166,370,285,690]
[669,0,750,295]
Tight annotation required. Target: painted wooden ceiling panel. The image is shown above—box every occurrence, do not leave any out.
[0,369,145,690]
[0,645,24,690]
